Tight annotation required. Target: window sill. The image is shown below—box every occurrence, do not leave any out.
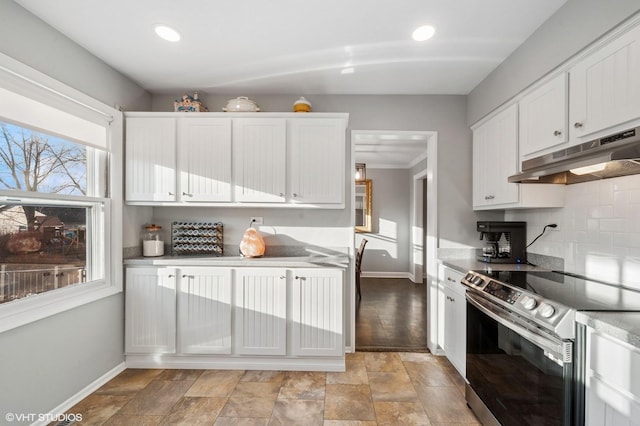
[0,281,121,334]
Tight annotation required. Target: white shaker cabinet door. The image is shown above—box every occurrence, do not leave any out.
[234,268,287,355]
[288,118,345,204]
[125,267,177,354]
[291,268,344,357]
[472,104,519,208]
[125,117,177,202]
[519,73,568,159]
[570,23,640,141]
[177,118,232,202]
[177,267,232,354]
[233,119,287,203]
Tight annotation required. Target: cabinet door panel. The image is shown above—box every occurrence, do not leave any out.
[177,267,232,354]
[519,73,568,158]
[125,118,176,201]
[234,268,287,355]
[178,118,232,202]
[291,269,343,356]
[288,119,345,204]
[472,104,519,208]
[125,267,176,354]
[570,24,640,140]
[233,119,286,202]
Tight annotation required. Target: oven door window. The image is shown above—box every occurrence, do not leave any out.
[466,300,572,426]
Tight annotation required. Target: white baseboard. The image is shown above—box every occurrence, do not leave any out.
[32,362,126,426]
[125,355,345,372]
[361,271,412,279]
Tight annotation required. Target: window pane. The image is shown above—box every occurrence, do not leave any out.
[0,121,88,195]
[0,204,90,304]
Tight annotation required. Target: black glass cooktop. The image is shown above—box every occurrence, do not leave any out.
[475,269,640,312]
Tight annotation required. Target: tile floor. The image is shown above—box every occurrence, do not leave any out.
[65,352,479,425]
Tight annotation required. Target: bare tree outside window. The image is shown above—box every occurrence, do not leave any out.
[0,122,87,230]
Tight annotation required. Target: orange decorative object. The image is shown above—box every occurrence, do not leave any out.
[239,228,265,257]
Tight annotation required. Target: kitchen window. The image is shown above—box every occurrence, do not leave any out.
[0,54,122,332]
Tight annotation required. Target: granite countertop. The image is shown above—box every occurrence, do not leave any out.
[125,253,350,269]
[576,311,640,350]
[438,258,550,274]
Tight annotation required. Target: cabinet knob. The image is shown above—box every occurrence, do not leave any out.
[168,192,174,196]
[168,274,175,278]
[279,193,284,197]
[280,275,286,279]
[293,193,298,198]
[485,195,495,200]
[574,122,583,129]
[182,274,194,278]
[447,277,456,282]
[182,192,193,197]
[553,130,562,136]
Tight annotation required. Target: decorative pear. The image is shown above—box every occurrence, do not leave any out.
[239,227,265,257]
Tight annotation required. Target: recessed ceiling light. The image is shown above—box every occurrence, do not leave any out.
[154,24,181,42]
[412,25,436,42]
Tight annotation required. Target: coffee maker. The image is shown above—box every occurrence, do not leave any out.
[477,221,527,264]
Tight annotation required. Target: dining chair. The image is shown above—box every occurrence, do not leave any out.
[355,238,368,300]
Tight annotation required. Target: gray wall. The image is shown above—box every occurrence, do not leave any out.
[357,168,411,274]
[468,0,640,124]
[0,1,151,419]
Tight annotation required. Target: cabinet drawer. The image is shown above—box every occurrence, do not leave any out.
[443,268,465,295]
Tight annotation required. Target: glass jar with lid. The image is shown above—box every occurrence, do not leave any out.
[142,224,164,257]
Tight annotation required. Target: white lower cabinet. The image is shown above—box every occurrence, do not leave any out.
[291,268,344,357]
[177,267,232,354]
[125,267,177,354]
[439,265,466,377]
[234,268,288,355]
[125,265,344,369]
[586,327,640,426]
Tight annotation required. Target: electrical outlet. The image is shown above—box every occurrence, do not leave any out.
[251,217,264,225]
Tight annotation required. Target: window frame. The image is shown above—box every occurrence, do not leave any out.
[0,53,122,333]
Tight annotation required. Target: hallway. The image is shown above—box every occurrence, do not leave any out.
[355,277,429,351]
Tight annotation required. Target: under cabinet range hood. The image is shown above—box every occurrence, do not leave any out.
[509,126,640,184]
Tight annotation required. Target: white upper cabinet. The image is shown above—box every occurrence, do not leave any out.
[570,23,640,141]
[177,118,232,202]
[233,118,287,203]
[473,104,520,208]
[473,104,565,210]
[519,73,568,159]
[125,113,347,207]
[125,117,177,202]
[288,118,345,204]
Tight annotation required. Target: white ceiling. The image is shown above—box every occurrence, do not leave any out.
[353,131,431,169]
[15,0,567,96]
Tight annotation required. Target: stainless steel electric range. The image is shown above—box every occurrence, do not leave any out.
[461,269,640,426]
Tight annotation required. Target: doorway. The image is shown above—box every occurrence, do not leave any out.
[351,130,436,351]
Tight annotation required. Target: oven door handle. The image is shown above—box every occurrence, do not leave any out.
[466,291,571,363]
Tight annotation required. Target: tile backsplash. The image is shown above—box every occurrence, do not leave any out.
[506,174,640,289]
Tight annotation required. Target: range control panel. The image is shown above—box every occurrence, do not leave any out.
[483,280,521,305]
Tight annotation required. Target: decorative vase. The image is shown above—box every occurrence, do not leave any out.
[239,227,265,257]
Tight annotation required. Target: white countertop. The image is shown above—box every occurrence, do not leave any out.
[576,311,640,350]
[125,254,350,269]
